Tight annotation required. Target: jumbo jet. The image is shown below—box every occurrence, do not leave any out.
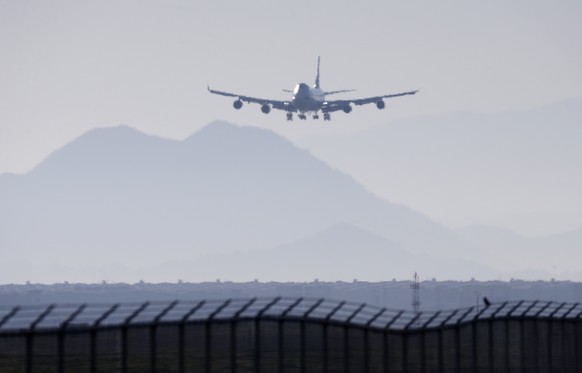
[208,57,418,121]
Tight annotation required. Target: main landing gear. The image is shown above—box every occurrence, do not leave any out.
[286,112,331,121]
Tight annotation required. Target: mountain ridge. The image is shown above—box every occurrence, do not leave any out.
[0,121,479,282]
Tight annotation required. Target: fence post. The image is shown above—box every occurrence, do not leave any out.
[28,305,55,373]
[26,305,55,373]
[503,301,524,372]
[205,300,231,373]
[90,304,119,373]
[575,310,582,372]
[344,303,366,373]
[58,304,86,373]
[299,299,324,373]
[488,302,508,372]
[519,301,538,372]
[420,311,440,373]
[365,308,387,373]
[471,304,490,373]
[533,301,552,372]
[178,301,205,373]
[383,310,403,373]
[277,298,302,373]
[0,306,19,362]
[403,312,421,373]
[250,297,281,373]
[149,301,178,373]
[547,302,566,372]
[438,310,459,373]
[121,302,149,373]
[454,307,475,373]
[229,298,257,373]
[0,307,20,367]
[560,303,578,372]
[323,301,345,373]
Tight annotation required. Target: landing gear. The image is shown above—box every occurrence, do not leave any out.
[287,112,327,121]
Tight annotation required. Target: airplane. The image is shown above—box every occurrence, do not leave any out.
[208,56,418,121]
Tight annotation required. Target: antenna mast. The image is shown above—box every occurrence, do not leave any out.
[411,272,420,314]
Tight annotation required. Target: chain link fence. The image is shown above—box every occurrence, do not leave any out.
[0,298,581,372]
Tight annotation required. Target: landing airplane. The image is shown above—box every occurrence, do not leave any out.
[208,57,418,121]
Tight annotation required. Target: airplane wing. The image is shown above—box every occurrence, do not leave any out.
[323,89,356,95]
[322,89,419,112]
[208,86,296,112]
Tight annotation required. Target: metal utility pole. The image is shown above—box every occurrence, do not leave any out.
[411,272,420,314]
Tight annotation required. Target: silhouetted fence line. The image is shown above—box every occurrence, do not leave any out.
[0,297,581,372]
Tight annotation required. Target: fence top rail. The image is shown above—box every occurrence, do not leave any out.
[0,297,579,335]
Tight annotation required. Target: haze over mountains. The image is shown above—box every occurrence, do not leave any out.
[152,223,493,282]
[1,120,579,283]
[298,98,582,236]
[458,225,582,278]
[1,122,486,283]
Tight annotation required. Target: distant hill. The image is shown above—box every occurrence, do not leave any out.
[152,222,495,282]
[298,98,582,235]
[3,280,582,310]
[0,122,480,283]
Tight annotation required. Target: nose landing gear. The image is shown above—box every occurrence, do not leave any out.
[313,114,319,120]
[323,113,331,121]
[286,112,293,121]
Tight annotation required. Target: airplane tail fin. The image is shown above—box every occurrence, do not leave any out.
[314,55,321,89]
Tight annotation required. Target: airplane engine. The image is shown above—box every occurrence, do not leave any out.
[233,100,243,110]
[342,104,352,114]
[376,100,385,109]
[261,104,271,114]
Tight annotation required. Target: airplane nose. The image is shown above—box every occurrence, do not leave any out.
[293,83,309,98]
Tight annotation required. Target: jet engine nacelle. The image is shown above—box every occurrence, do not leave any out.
[233,100,243,110]
[261,104,271,114]
[342,104,352,114]
[376,100,385,110]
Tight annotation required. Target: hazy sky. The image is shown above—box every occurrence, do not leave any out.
[1,0,581,174]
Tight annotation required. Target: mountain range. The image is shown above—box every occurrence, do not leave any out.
[1,120,578,283]
[0,121,489,283]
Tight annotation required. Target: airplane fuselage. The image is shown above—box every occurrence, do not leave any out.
[292,83,325,113]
